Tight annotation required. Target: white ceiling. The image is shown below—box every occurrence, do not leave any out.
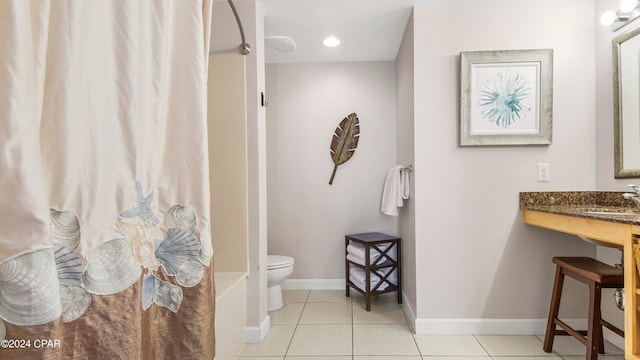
[258,0,548,64]
[261,0,419,63]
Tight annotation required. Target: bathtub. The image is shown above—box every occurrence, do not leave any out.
[214,272,247,360]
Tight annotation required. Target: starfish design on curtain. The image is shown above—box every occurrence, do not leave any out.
[120,181,160,224]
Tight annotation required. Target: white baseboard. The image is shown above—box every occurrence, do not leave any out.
[401,292,417,333]
[282,278,344,290]
[414,318,547,335]
[400,292,551,336]
[413,318,591,335]
[245,314,270,344]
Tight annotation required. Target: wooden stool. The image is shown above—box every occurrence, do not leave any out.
[543,257,624,360]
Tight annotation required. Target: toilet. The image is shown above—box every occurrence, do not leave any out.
[267,255,295,311]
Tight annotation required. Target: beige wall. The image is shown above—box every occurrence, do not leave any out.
[411,0,603,333]
[265,61,399,280]
[211,0,269,342]
[208,54,248,273]
[396,13,416,322]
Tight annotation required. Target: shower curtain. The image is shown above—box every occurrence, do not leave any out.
[0,1,215,359]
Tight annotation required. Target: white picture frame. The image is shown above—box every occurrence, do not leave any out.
[460,49,553,146]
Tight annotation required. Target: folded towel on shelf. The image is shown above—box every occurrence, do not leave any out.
[350,275,388,291]
[380,165,410,216]
[349,266,397,287]
[346,253,365,266]
[346,242,366,258]
[346,241,397,266]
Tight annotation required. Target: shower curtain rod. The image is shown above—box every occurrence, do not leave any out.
[227,0,251,55]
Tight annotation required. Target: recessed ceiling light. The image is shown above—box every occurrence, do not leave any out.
[323,36,341,47]
[621,0,638,13]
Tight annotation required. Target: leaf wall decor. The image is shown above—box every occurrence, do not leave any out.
[329,112,360,185]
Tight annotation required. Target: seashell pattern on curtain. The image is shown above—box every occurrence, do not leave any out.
[0,1,216,358]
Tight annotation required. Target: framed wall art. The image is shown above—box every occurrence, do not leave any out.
[459,49,553,146]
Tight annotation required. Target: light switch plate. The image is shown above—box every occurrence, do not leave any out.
[538,163,550,182]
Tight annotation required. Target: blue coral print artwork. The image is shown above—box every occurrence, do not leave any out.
[479,69,532,128]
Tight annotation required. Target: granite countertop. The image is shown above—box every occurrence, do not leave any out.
[519,191,640,224]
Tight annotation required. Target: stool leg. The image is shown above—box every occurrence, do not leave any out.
[586,281,603,360]
[544,266,564,353]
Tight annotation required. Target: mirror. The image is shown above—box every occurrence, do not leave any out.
[613,25,640,178]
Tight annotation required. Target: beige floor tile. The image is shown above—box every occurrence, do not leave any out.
[307,290,350,303]
[534,335,624,356]
[237,357,284,360]
[413,335,489,356]
[475,335,549,356]
[353,324,420,356]
[535,334,585,356]
[489,357,562,360]
[283,290,309,303]
[286,357,351,360]
[354,357,421,360]
[298,302,352,324]
[286,324,352,356]
[269,302,305,325]
[352,300,406,324]
[350,290,401,304]
[418,357,492,360]
[562,356,625,360]
[239,325,296,357]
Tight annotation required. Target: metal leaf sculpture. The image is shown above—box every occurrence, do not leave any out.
[329,112,360,185]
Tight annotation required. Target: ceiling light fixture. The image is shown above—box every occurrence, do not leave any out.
[323,36,341,47]
[621,0,639,12]
[601,0,640,31]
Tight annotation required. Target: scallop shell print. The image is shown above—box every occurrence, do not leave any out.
[82,238,142,295]
[54,244,84,287]
[0,319,5,340]
[0,249,62,326]
[164,205,197,234]
[198,226,213,266]
[54,244,91,322]
[154,228,200,276]
[50,209,81,250]
[59,285,91,322]
[176,260,205,287]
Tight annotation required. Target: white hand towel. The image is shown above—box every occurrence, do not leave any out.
[349,270,389,291]
[347,242,397,266]
[349,275,389,291]
[346,253,365,266]
[349,267,398,286]
[346,242,365,258]
[380,165,410,216]
[348,267,397,291]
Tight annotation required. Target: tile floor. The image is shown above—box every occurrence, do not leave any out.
[237,290,624,360]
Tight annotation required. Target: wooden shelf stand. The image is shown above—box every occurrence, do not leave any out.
[345,232,402,311]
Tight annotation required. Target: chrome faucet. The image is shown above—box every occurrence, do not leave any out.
[623,184,640,208]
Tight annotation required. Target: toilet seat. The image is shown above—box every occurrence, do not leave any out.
[267,255,294,270]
